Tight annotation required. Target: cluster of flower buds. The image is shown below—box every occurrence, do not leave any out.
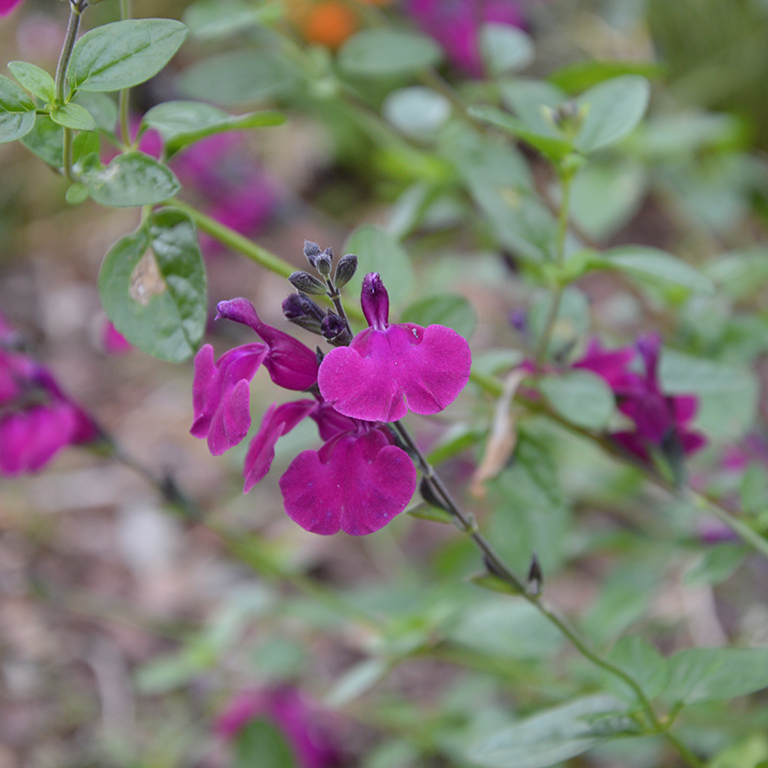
[283,241,358,347]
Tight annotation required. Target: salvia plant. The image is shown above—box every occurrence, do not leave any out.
[2,0,768,766]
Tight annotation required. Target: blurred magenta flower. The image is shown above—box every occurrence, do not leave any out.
[0,314,100,475]
[216,686,342,768]
[318,273,472,422]
[113,124,280,256]
[407,0,526,76]
[190,298,417,535]
[101,320,132,355]
[0,0,24,16]
[574,335,706,465]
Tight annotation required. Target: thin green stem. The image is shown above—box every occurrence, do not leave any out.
[54,1,83,105]
[534,168,574,366]
[118,0,132,146]
[169,198,295,278]
[392,419,704,768]
[55,1,85,182]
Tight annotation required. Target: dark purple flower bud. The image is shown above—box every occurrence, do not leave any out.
[303,240,322,267]
[321,314,352,347]
[360,272,389,330]
[527,552,543,596]
[333,254,358,289]
[282,293,326,334]
[289,271,327,296]
[315,247,333,278]
[217,298,318,391]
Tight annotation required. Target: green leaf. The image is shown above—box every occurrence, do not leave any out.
[663,646,768,705]
[142,100,284,157]
[382,86,451,140]
[469,573,523,596]
[480,24,534,76]
[8,61,56,102]
[468,104,574,163]
[0,74,36,143]
[448,599,562,659]
[709,734,768,768]
[684,543,745,587]
[324,658,389,708]
[83,151,180,208]
[50,102,96,131]
[65,182,90,205]
[550,60,663,94]
[601,246,715,294]
[400,294,476,339]
[184,0,264,39]
[20,115,63,166]
[177,49,298,106]
[235,720,297,768]
[570,160,647,241]
[659,351,758,439]
[98,208,207,362]
[539,370,615,430]
[468,695,633,768]
[574,75,651,154]
[68,19,189,93]
[499,79,567,138]
[73,91,118,132]
[343,225,415,307]
[407,504,455,524]
[487,433,570,574]
[606,636,669,703]
[338,29,442,78]
[741,463,768,515]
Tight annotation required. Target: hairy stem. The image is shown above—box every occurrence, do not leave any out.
[392,419,704,768]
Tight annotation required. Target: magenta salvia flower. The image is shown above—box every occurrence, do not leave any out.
[216,686,342,768]
[0,315,100,475]
[407,0,526,76]
[573,335,706,464]
[245,397,416,536]
[190,299,318,454]
[0,0,24,16]
[317,273,472,422]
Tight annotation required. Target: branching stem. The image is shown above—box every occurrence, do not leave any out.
[392,419,704,768]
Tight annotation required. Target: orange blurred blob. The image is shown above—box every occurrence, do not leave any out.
[302,1,360,48]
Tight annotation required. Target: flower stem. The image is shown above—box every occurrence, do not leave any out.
[169,198,295,278]
[392,419,704,768]
[534,167,574,367]
[118,0,132,146]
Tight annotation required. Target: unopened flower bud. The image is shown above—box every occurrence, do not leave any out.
[303,240,322,267]
[315,247,333,278]
[321,313,353,346]
[334,254,358,288]
[289,271,327,295]
[527,552,543,596]
[282,293,325,334]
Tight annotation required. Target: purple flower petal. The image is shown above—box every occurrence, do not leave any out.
[216,298,318,391]
[361,272,389,330]
[243,399,315,492]
[0,404,78,475]
[280,429,417,535]
[0,0,24,15]
[191,342,267,455]
[318,323,472,422]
